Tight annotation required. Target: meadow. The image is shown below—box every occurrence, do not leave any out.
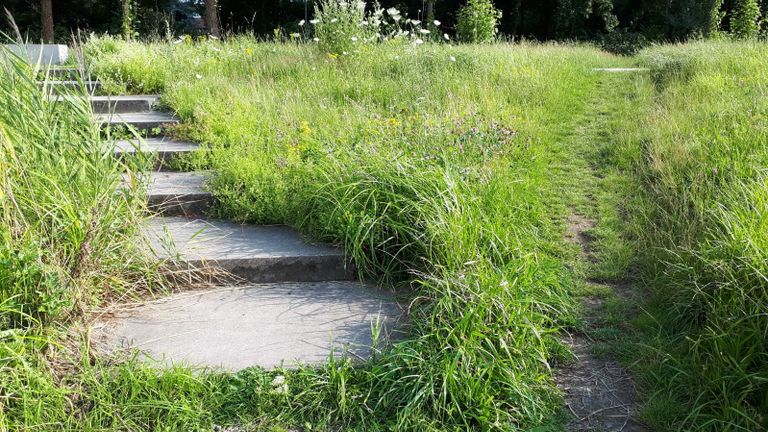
[0,35,766,432]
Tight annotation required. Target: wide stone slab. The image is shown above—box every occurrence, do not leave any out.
[145,217,353,282]
[4,44,68,64]
[96,111,179,134]
[95,281,401,370]
[90,95,160,114]
[115,137,199,169]
[145,171,212,215]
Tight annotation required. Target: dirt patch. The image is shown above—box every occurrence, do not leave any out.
[555,213,648,432]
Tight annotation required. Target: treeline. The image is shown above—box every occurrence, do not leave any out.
[2,0,767,44]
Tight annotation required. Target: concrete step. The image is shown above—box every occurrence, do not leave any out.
[96,112,179,134]
[94,281,401,369]
[144,217,353,283]
[115,137,199,169]
[40,67,89,80]
[90,95,160,114]
[42,80,101,93]
[145,171,212,216]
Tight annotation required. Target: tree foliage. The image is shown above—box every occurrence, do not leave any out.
[731,0,761,38]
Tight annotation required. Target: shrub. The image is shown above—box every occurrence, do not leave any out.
[456,0,502,43]
[312,0,376,55]
[599,29,648,56]
[731,0,762,39]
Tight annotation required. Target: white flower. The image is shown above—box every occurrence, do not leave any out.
[271,375,286,386]
[411,20,421,25]
[298,19,305,26]
[433,20,441,26]
[386,7,400,16]
[173,38,183,44]
[342,51,348,55]
[195,73,203,79]
[414,38,424,45]
[351,36,358,41]
[419,29,430,34]
[450,56,456,61]
[331,18,338,23]
[403,30,410,36]
[443,33,450,40]
[310,19,320,24]
[313,37,320,42]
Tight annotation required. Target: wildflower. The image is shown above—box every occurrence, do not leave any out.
[298,19,305,26]
[351,36,358,42]
[342,51,348,55]
[310,18,320,24]
[443,33,450,40]
[245,47,253,55]
[433,20,441,26]
[450,56,456,61]
[271,375,289,394]
[419,29,430,34]
[290,32,300,38]
[195,73,203,79]
[411,20,421,25]
[386,7,400,16]
[414,38,424,45]
[331,18,338,23]
[313,37,320,42]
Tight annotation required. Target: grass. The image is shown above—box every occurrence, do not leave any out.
[2,37,622,431]
[4,34,767,432]
[586,41,768,431]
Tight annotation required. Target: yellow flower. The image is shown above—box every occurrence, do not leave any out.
[245,47,253,55]
[299,121,312,135]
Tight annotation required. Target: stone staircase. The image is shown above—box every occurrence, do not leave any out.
[49,73,401,370]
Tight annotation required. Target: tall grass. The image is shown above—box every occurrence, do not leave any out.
[0,46,169,429]
[603,41,768,431]
[83,37,619,430]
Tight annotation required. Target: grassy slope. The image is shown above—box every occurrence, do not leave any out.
[81,38,620,430]
[596,41,768,431]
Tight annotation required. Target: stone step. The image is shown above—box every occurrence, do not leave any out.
[115,137,199,169]
[41,80,101,93]
[40,67,90,80]
[96,111,179,134]
[95,281,401,370]
[90,95,160,114]
[144,217,353,283]
[145,171,212,216]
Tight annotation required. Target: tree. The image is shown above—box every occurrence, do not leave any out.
[203,0,220,37]
[40,0,53,42]
[731,0,761,38]
[554,0,617,38]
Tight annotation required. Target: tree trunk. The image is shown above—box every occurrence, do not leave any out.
[204,0,220,38]
[40,0,54,43]
[426,0,435,22]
